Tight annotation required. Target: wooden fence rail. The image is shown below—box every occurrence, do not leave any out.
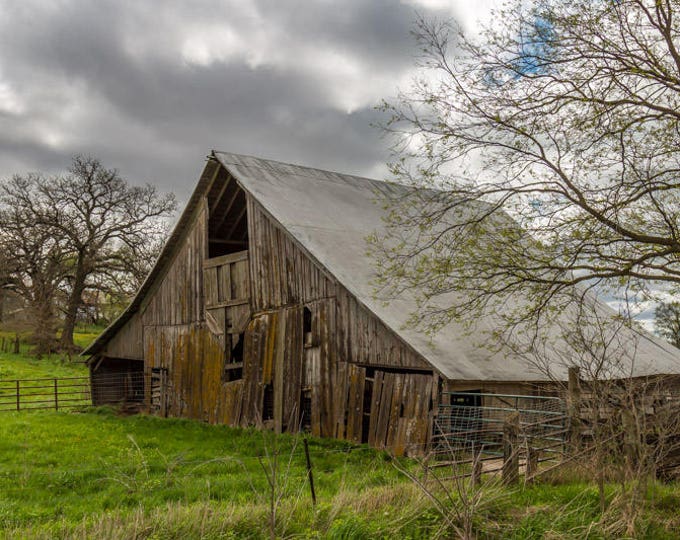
[0,376,91,412]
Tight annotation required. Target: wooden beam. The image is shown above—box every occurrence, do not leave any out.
[204,163,223,200]
[225,205,247,240]
[203,250,248,268]
[213,186,242,233]
[209,176,231,213]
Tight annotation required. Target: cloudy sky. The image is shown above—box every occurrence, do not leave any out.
[0,0,499,201]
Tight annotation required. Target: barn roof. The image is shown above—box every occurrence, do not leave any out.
[84,151,680,381]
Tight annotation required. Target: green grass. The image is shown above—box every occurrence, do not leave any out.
[1,409,679,539]
[1,333,680,538]
[0,409,432,539]
[0,325,102,380]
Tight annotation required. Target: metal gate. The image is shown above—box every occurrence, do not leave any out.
[434,392,568,468]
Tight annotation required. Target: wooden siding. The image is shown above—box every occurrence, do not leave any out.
[336,288,432,371]
[247,198,336,311]
[140,201,208,326]
[103,313,144,360]
[144,323,244,424]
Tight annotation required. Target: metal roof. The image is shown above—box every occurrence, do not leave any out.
[84,151,680,381]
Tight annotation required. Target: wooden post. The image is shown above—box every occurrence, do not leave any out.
[525,446,538,482]
[502,412,520,485]
[16,380,19,411]
[54,378,59,411]
[621,406,639,470]
[567,366,582,452]
[303,438,317,506]
[471,445,483,487]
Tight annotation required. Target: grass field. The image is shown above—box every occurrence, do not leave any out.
[1,329,680,538]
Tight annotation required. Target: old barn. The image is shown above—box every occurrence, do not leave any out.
[83,152,680,454]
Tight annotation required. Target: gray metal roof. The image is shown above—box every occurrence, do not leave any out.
[213,151,680,382]
[85,151,680,381]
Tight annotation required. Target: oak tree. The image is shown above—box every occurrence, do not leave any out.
[0,156,176,351]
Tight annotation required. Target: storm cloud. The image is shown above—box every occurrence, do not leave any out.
[0,0,493,200]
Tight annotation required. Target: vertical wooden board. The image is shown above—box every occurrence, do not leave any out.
[333,361,348,439]
[368,370,384,447]
[274,310,285,433]
[348,364,360,442]
[282,305,303,432]
[241,316,263,425]
[375,372,394,449]
[218,264,231,303]
[386,373,405,450]
[307,347,321,436]
[246,197,261,310]
[318,299,335,437]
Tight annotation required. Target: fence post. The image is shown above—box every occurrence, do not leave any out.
[303,438,317,506]
[567,366,582,452]
[525,446,538,482]
[16,380,19,411]
[502,412,520,485]
[471,444,483,487]
[54,378,59,411]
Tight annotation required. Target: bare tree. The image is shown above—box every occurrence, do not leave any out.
[1,156,176,350]
[0,193,70,354]
[377,0,680,333]
[656,301,680,348]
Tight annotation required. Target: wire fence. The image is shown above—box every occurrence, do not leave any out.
[433,392,569,475]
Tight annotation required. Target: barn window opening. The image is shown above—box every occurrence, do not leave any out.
[207,169,249,258]
[262,384,274,421]
[223,333,244,382]
[303,306,313,348]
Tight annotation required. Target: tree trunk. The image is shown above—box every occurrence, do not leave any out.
[32,292,56,357]
[60,260,87,351]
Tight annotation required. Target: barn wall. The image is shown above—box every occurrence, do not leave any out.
[246,198,436,454]
[92,172,441,455]
[247,197,336,311]
[103,313,143,360]
[140,201,208,326]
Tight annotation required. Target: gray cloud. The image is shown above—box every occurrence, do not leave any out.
[0,0,441,201]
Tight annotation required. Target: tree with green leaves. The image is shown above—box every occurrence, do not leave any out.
[377,0,680,334]
[656,301,680,348]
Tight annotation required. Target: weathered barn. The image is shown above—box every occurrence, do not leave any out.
[83,152,680,454]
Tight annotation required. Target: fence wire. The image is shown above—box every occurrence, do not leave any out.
[434,392,568,465]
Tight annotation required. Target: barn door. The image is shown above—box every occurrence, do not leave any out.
[367,370,434,456]
[240,307,303,430]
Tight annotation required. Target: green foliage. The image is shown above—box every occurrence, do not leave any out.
[655,301,680,348]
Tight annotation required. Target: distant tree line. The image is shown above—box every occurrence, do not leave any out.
[0,156,176,355]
